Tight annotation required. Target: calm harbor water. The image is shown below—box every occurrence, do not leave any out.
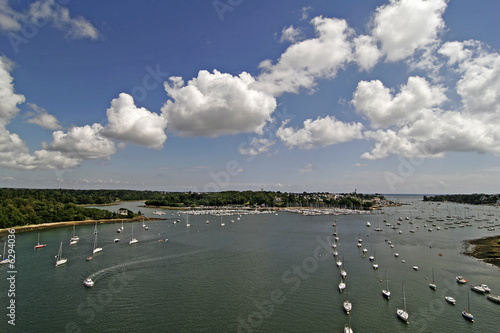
[1,197,499,332]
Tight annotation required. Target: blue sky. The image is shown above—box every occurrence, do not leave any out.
[0,0,499,194]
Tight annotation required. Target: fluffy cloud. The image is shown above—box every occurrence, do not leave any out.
[0,56,25,125]
[371,0,447,62]
[0,0,100,39]
[359,43,500,160]
[352,76,447,128]
[48,123,116,160]
[162,70,276,137]
[276,116,363,149]
[238,138,275,156]
[254,16,353,96]
[25,103,62,130]
[279,25,302,43]
[353,35,381,71]
[103,93,168,149]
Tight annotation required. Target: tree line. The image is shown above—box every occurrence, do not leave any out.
[423,194,500,205]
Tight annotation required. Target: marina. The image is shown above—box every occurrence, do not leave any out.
[0,196,499,332]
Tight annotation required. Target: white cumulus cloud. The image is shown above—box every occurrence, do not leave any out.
[103,93,168,149]
[276,116,363,149]
[162,70,277,137]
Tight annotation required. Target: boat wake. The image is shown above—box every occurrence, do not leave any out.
[86,249,207,285]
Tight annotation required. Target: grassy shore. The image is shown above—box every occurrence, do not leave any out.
[0,216,160,236]
[465,235,500,269]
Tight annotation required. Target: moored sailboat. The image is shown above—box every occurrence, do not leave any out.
[34,232,46,249]
[462,292,474,322]
[55,241,67,267]
[429,268,436,290]
[129,225,138,244]
[397,285,409,324]
[0,242,10,264]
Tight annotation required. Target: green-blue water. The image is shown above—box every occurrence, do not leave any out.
[1,197,499,332]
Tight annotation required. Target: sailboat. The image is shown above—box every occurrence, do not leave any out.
[339,280,346,292]
[397,285,409,323]
[55,242,67,267]
[70,225,78,245]
[94,222,98,234]
[344,314,353,333]
[117,220,123,233]
[129,225,138,244]
[220,215,225,227]
[92,231,102,254]
[0,242,10,264]
[382,271,391,299]
[34,232,46,249]
[429,268,437,290]
[462,292,474,322]
[343,291,352,314]
[186,214,190,228]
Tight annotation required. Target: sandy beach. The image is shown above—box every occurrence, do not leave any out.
[465,235,500,269]
[0,216,160,236]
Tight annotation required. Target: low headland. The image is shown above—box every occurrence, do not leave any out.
[464,235,500,269]
[0,216,159,236]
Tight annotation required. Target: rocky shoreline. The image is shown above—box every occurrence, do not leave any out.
[465,235,500,269]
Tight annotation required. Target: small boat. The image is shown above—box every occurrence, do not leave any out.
[480,284,491,293]
[471,284,486,294]
[343,299,352,314]
[429,268,437,290]
[397,285,409,324]
[220,216,225,227]
[129,225,138,244]
[486,294,500,303]
[413,265,419,271]
[70,225,79,243]
[462,292,474,322]
[344,314,353,333]
[34,232,46,249]
[456,276,467,284]
[186,214,190,228]
[92,231,102,254]
[362,248,367,253]
[445,296,456,304]
[206,220,210,224]
[382,271,391,299]
[114,238,120,243]
[366,221,371,227]
[83,278,94,288]
[333,251,339,257]
[55,242,67,267]
[341,269,347,279]
[339,280,346,292]
[0,242,10,264]
[372,263,379,270]
[86,256,93,261]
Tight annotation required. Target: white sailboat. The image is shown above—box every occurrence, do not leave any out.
[462,292,474,322]
[93,231,102,254]
[220,215,225,227]
[55,241,67,267]
[0,242,10,264]
[186,214,190,228]
[382,271,391,299]
[339,280,346,292]
[344,314,353,333]
[343,292,352,314]
[429,268,436,290]
[69,225,79,245]
[397,285,409,324]
[129,225,138,244]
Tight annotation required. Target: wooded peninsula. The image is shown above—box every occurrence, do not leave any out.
[0,188,388,229]
[423,193,500,205]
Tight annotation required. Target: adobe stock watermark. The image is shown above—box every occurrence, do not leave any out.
[236,234,334,332]
[384,140,438,192]
[130,64,170,102]
[7,0,72,54]
[213,0,244,21]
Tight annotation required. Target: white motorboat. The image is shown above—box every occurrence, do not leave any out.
[456,276,467,284]
[471,284,486,294]
[83,278,94,288]
[445,296,456,304]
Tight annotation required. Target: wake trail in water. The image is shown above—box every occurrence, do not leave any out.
[87,248,207,284]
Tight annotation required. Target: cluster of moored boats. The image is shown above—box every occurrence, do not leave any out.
[331,218,499,332]
[31,220,150,288]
